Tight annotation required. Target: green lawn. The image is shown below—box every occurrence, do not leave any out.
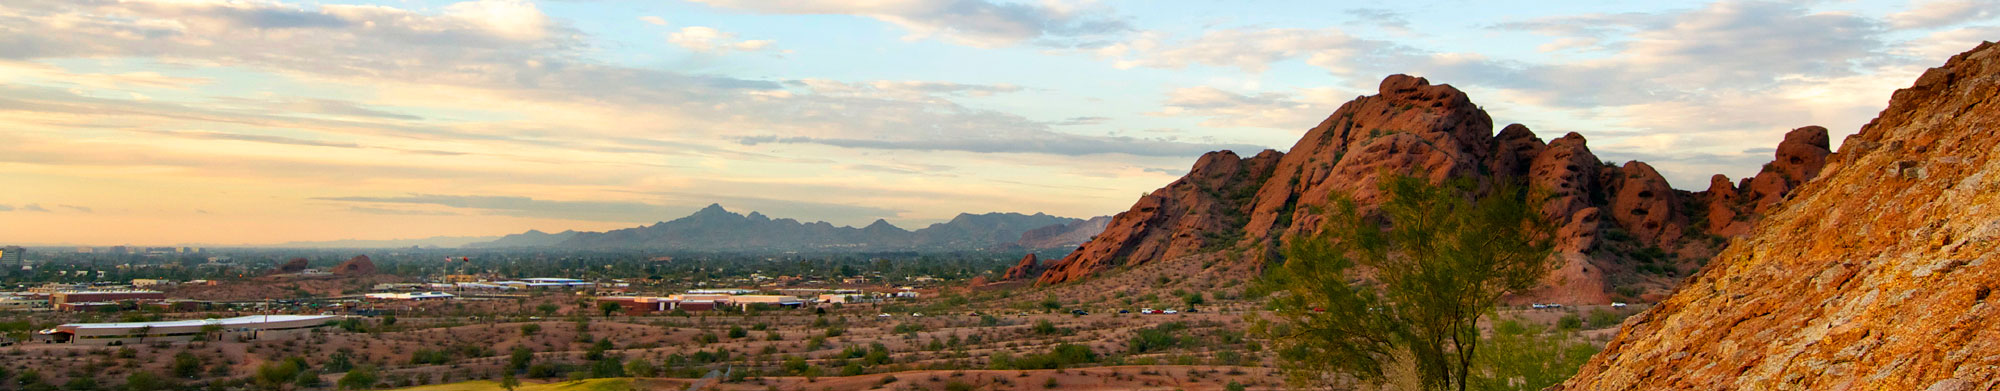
[386,378,636,391]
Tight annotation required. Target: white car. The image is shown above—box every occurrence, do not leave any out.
[877,313,892,318]
[1163,309,1179,314]
[1611,302,1628,308]
[910,312,924,317]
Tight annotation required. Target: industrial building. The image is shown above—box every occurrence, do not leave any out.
[37,315,338,345]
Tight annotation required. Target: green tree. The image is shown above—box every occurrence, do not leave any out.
[253,359,303,391]
[294,369,322,389]
[624,358,657,378]
[1256,176,1556,391]
[509,346,535,373]
[499,373,519,391]
[337,365,377,390]
[597,302,621,317]
[170,353,203,379]
[536,304,559,316]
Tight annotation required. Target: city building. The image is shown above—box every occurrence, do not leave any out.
[37,315,338,345]
[1,246,25,272]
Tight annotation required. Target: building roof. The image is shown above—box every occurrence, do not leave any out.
[56,315,337,330]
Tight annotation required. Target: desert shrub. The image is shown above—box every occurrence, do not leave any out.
[1127,322,1188,354]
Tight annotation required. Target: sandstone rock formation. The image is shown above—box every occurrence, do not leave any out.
[1038,149,1282,284]
[1036,74,1829,303]
[333,255,375,276]
[276,258,309,274]
[1702,125,1836,237]
[1557,41,2000,390]
[1001,254,1042,280]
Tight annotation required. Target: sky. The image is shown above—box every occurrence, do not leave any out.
[0,0,1994,246]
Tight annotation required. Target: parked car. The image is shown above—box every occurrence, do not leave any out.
[1184,308,1200,313]
[877,313,892,318]
[1118,309,1131,314]
[1163,309,1180,314]
[1140,308,1158,314]
[1611,302,1628,308]
[1071,309,1088,316]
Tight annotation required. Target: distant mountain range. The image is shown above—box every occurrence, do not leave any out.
[259,235,502,249]
[469,204,1108,252]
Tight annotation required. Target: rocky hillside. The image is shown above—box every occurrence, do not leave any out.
[478,204,1098,252]
[1556,42,2000,390]
[1037,74,1826,303]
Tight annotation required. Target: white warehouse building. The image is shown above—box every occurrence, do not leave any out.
[37,315,338,345]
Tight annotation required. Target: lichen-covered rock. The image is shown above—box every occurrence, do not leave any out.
[1557,41,2000,391]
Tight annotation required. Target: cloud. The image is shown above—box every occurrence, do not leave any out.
[1149,86,1348,130]
[789,79,1023,100]
[1344,8,1412,35]
[737,134,1266,157]
[1090,27,1390,73]
[638,16,668,26]
[1053,116,1108,126]
[313,194,682,222]
[57,204,92,213]
[668,26,776,53]
[1887,0,2000,29]
[20,204,50,212]
[688,0,1129,47]
[291,99,423,120]
[0,0,579,82]
[346,206,459,216]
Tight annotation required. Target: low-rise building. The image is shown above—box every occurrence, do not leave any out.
[363,292,455,301]
[38,315,337,345]
[51,290,166,309]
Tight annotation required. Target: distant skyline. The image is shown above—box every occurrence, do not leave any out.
[1,0,1993,245]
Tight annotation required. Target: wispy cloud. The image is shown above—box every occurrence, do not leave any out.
[687,0,1129,47]
[313,194,680,222]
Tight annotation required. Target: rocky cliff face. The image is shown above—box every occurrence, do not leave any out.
[1556,41,2000,391]
[1036,75,1829,303]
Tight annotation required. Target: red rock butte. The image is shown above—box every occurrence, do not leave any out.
[1036,73,1829,304]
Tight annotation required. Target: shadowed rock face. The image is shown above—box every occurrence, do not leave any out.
[1035,74,1829,303]
[277,258,309,273]
[1557,41,2000,390]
